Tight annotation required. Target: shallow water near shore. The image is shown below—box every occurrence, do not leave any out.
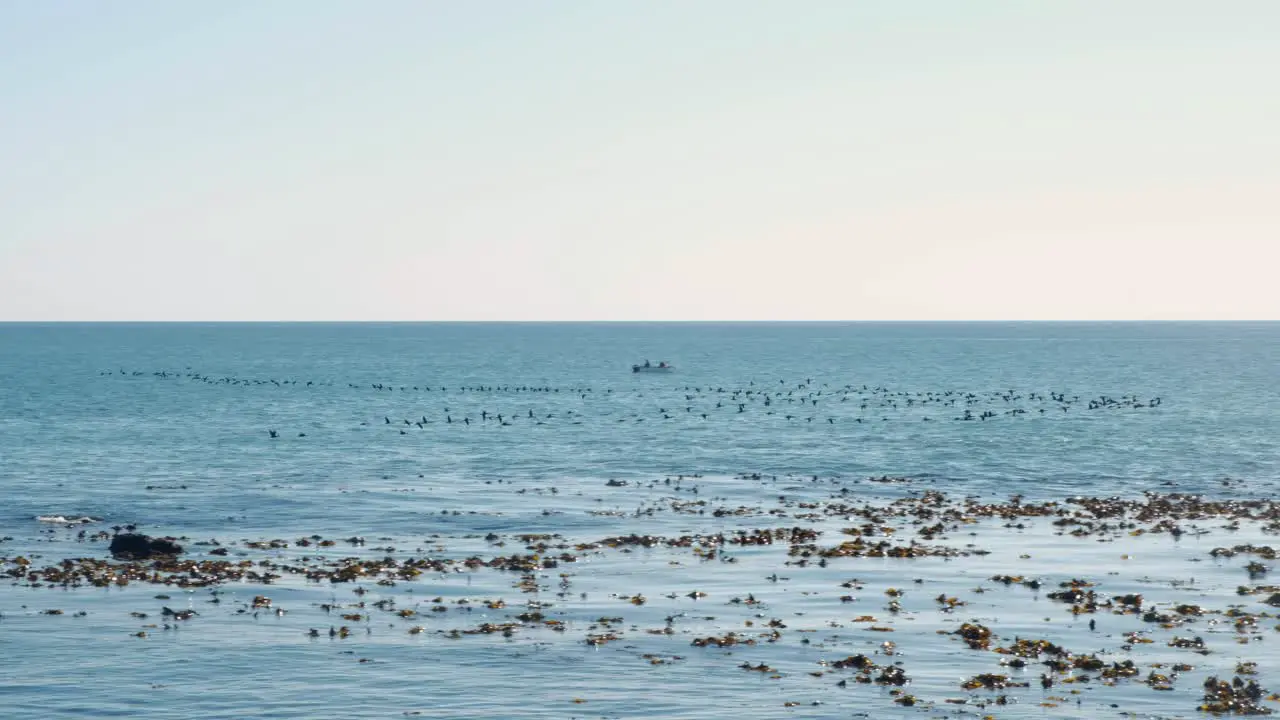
[2,322,1279,719]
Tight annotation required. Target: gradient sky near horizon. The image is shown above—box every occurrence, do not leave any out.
[2,1,1278,321]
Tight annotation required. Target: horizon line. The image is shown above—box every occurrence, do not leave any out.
[1,319,1277,325]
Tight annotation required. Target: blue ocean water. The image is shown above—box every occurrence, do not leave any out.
[1,322,1278,719]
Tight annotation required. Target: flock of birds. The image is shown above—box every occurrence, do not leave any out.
[100,369,1164,439]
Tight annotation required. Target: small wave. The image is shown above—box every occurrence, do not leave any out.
[36,515,100,525]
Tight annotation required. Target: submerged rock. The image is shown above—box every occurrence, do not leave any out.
[109,533,184,559]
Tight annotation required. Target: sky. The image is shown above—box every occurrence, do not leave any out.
[1,1,1278,321]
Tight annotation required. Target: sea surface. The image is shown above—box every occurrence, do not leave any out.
[1,322,1278,719]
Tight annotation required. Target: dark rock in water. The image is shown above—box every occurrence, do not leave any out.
[109,533,184,559]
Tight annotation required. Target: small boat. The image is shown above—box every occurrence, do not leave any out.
[633,361,673,373]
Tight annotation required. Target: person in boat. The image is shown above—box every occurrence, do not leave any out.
[658,362,667,368]
[644,360,651,368]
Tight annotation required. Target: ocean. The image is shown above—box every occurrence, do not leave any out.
[1,322,1277,719]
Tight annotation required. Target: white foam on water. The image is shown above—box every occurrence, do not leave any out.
[35,515,100,524]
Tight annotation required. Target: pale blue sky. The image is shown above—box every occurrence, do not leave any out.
[2,1,1277,320]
